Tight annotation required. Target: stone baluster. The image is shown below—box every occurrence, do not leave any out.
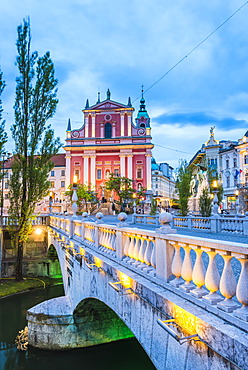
[125,235,135,262]
[190,246,207,298]
[138,238,147,268]
[217,253,238,312]
[234,257,248,321]
[202,249,222,304]
[150,240,156,268]
[170,241,183,287]
[132,238,141,266]
[143,239,153,271]
[180,243,195,292]
[123,235,130,260]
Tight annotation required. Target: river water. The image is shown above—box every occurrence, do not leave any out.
[0,285,155,370]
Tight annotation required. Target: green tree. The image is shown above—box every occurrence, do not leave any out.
[175,159,193,216]
[0,69,7,157]
[199,187,212,217]
[0,69,8,217]
[150,197,157,215]
[8,18,61,280]
[105,174,134,206]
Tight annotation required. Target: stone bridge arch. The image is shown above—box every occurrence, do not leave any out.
[73,298,134,347]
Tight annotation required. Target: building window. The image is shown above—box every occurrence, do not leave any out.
[104,122,112,138]
[244,155,248,165]
[137,168,142,179]
[61,181,65,188]
[50,181,55,188]
[245,174,248,186]
[226,177,230,188]
[233,158,237,168]
[74,169,80,180]
[4,193,8,199]
[105,170,110,179]
[234,178,237,186]
[61,170,65,176]
[137,182,142,191]
[114,169,119,176]
[226,159,229,169]
[74,162,80,166]
[4,182,8,189]
[155,184,158,188]
[97,169,102,180]
[4,172,8,178]
[51,170,55,177]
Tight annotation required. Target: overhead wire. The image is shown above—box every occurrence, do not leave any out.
[132,1,248,102]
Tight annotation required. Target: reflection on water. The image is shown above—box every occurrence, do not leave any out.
[0,285,155,370]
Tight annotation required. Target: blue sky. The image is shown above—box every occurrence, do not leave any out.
[0,0,248,168]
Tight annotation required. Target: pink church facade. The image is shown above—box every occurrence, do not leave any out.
[64,89,153,200]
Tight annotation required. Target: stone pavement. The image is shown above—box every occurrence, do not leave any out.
[87,214,248,245]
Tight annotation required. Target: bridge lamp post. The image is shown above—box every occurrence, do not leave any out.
[132,193,137,214]
[212,180,219,215]
[235,190,240,214]
[71,175,78,218]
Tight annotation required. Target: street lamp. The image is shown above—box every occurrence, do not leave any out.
[235,190,240,214]
[133,193,137,214]
[71,175,78,217]
[212,180,219,215]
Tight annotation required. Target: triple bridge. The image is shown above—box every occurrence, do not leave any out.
[27,214,248,370]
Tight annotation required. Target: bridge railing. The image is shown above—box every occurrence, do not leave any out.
[50,214,248,324]
[0,215,49,227]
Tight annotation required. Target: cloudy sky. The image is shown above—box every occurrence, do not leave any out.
[0,0,248,168]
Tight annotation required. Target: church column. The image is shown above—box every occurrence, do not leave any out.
[92,114,96,138]
[120,114,125,137]
[65,154,71,189]
[85,115,89,138]
[90,155,96,190]
[112,122,116,138]
[83,156,89,185]
[120,155,126,177]
[146,154,152,190]
[128,114,132,137]
[127,155,133,179]
[100,123,104,138]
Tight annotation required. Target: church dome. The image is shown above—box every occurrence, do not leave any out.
[151,157,159,170]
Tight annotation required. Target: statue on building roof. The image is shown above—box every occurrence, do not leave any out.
[106,88,111,100]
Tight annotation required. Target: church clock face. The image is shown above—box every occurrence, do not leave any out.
[138,128,146,136]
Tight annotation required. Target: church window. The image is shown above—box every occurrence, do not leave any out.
[97,169,102,179]
[137,168,142,179]
[105,122,112,138]
[74,162,80,166]
[105,170,110,179]
[74,169,80,180]
[137,183,142,191]
[114,169,119,176]
[140,123,145,128]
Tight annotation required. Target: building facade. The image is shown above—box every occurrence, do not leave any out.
[189,128,248,212]
[64,89,154,200]
[151,158,176,209]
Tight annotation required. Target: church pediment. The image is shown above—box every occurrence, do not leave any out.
[84,99,131,111]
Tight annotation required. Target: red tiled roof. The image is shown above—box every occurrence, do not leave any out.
[3,153,66,169]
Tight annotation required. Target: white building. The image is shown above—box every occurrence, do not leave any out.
[151,157,176,209]
[2,153,66,215]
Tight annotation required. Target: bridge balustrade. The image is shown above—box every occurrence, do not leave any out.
[49,214,248,328]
